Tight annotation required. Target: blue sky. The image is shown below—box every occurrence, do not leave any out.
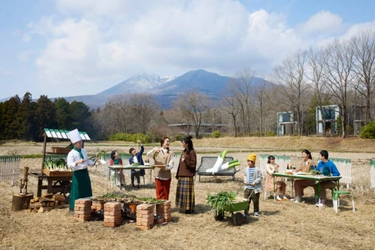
[1,0,374,100]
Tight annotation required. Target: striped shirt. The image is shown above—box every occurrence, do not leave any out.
[246,167,255,189]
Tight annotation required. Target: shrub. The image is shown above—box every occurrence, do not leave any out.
[360,121,375,139]
[109,133,150,143]
[211,131,220,138]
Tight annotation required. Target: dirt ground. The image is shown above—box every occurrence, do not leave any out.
[1,137,375,250]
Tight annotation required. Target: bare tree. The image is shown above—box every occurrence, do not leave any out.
[253,80,272,136]
[226,68,257,136]
[99,93,160,136]
[351,30,375,124]
[323,39,355,138]
[273,50,310,135]
[101,94,131,135]
[126,93,161,134]
[173,90,210,139]
[306,46,331,135]
[221,88,240,137]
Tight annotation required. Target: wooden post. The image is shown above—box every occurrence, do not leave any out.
[21,167,29,194]
[11,193,34,211]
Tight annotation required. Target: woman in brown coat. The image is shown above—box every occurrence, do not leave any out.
[175,136,197,214]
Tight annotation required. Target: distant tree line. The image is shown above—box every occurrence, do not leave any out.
[1,29,374,141]
[0,92,95,141]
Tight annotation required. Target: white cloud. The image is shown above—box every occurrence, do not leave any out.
[22,0,375,97]
[298,11,344,36]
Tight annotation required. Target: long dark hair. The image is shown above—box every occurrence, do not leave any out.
[267,155,275,164]
[302,149,312,160]
[110,150,117,161]
[160,137,170,153]
[182,135,194,154]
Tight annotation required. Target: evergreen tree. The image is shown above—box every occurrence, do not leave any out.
[54,98,71,130]
[68,101,94,135]
[35,95,57,141]
[19,92,39,140]
[1,95,21,139]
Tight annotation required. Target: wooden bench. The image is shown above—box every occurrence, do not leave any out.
[196,156,239,182]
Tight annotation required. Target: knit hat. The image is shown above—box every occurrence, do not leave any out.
[67,129,82,144]
[247,153,256,163]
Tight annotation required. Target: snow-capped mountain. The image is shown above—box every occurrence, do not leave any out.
[97,73,176,95]
[58,69,270,109]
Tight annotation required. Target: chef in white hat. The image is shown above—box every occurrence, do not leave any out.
[66,128,94,212]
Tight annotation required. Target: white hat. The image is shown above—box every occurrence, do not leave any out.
[67,129,82,144]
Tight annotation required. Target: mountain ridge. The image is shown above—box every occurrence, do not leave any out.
[2,69,270,110]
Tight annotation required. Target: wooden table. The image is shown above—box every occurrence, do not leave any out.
[107,165,154,189]
[272,173,341,202]
[29,172,72,201]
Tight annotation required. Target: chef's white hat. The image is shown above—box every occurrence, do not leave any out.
[67,129,82,144]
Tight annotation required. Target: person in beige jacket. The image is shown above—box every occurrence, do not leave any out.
[147,137,175,200]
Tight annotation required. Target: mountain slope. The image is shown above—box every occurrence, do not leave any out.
[152,69,232,96]
[97,73,176,96]
[24,69,271,110]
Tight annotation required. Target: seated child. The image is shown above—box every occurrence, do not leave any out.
[265,155,288,201]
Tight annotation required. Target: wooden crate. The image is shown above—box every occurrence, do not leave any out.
[51,147,71,154]
[43,168,73,177]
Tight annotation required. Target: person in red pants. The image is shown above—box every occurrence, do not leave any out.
[147,137,175,200]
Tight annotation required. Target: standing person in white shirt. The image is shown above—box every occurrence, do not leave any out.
[66,129,95,212]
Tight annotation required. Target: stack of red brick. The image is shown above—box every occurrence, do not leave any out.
[136,204,154,230]
[73,199,173,230]
[155,200,172,223]
[163,200,172,222]
[103,202,122,227]
[74,198,92,222]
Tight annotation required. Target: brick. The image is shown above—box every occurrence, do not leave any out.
[74,214,91,221]
[137,209,153,215]
[103,221,120,227]
[139,217,154,224]
[104,207,121,213]
[137,204,154,210]
[74,210,91,215]
[75,199,91,205]
[141,220,154,227]
[75,207,91,212]
[136,225,153,230]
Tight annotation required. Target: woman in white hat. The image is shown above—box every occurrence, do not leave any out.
[66,129,95,212]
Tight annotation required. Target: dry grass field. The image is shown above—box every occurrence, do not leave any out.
[1,137,375,250]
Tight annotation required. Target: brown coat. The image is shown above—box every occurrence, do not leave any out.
[176,149,197,177]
